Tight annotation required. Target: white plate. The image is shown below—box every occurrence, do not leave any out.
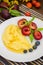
[0,16,43,62]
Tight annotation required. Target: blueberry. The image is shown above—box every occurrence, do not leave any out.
[35,41,40,46]
[23,50,27,53]
[40,56,43,60]
[29,48,33,52]
[33,45,37,49]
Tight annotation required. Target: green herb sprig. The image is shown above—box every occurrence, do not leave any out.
[37,28,43,31]
[9,10,21,16]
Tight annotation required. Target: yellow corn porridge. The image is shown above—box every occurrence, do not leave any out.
[2,24,32,53]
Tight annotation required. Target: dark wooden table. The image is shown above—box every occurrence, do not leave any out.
[0,0,43,65]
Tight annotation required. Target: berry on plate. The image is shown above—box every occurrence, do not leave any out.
[23,50,27,53]
[35,41,40,46]
[18,18,27,28]
[22,26,31,36]
[29,22,37,30]
[33,31,42,40]
[29,48,33,52]
[33,45,37,49]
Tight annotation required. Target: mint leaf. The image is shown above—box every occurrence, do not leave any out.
[28,17,35,24]
[31,29,34,33]
[24,17,35,25]
[37,28,43,31]
[29,34,34,42]
[9,10,21,16]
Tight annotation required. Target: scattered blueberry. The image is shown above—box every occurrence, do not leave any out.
[35,41,40,46]
[23,50,27,53]
[29,48,33,52]
[33,45,37,49]
[40,56,43,60]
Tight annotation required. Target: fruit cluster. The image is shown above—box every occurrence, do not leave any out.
[18,18,43,41]
[18,17,43,53]
[26,0,41,8]
[0,2,21,19]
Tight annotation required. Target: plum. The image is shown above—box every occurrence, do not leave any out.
[1,9,10,19]
[12,4,19,10]
[0,2,9,8]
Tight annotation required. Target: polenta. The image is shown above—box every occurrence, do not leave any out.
[2,24,32,53]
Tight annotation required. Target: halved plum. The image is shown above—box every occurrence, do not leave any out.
[29,22,37,30]
[18,18,27,28]
[33,31,42,40]
[22,26,31,36]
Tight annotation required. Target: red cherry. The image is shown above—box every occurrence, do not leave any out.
[25,12,31,16]
[18,18,27,28]
[29,22,37,30]
[35,2,41,8]
[32,0,37,5]
[26,2,32,8]
[33,31,42,40]
[22,26,31,36]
